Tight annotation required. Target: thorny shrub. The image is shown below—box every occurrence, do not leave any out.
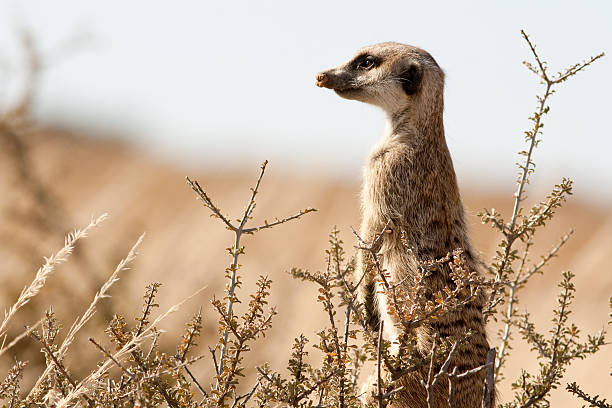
[0,31,610,407]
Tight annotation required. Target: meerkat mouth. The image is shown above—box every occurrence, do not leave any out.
[334,86,360,96]
[316,81,359,93]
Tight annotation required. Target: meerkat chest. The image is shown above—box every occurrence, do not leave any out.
[362,146,392,210]
[362,141,414,207]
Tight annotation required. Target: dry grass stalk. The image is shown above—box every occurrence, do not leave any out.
[27,232,145,397]
[0,213,108,338]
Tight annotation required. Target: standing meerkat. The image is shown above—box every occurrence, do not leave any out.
[316,42,492,407]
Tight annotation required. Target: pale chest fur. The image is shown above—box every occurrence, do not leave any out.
[361,135,425,238]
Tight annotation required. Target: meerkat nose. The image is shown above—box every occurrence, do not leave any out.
[316,72,328,87]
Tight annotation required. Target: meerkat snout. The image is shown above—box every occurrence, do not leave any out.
[315,72,328,87]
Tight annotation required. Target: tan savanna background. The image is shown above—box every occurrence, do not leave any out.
[1,1,611,406]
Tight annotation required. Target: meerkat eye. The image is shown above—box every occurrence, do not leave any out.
[357,56,377,70]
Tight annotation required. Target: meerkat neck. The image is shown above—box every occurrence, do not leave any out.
[385,107,445,146]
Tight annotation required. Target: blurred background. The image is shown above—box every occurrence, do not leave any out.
[0,0,610,405]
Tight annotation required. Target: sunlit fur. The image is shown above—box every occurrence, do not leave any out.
[317,42,492,408]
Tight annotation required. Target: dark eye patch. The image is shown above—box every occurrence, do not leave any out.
[352,54,381,70]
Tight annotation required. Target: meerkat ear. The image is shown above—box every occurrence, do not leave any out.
[399,63,422,95]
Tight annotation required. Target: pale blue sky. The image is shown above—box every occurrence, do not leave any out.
[1,1,611,203]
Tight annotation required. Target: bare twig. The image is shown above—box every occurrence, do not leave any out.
[242,208,316,234]
[88,338,135,380]
[566,382,611,408]
[376,320,384,408]
[30,331,94,407]
[0,319,42,357]
[518,230,573,285]
[209,346,221,376]
[424,337,438,408]
[184,366,208,398]
[233,377,261,407]
[186,177,236,231]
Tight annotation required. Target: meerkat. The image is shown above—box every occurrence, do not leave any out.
[316,42,492,407]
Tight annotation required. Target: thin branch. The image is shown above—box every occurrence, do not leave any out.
[424,337,438,408]
[566,382,611,408]
[233,376,261,407]
[294,371,337,402]
[136,280,159,337]
[481,208,507,236]
[376,320,384,408]
[242,208,317,234]
[518,230,573,285]
[145,329,160,361]
[30,331,94,407]
[256,366,273,382]
[239,160,268,228]
[31,332,76,388]
[521,30,550,82]
[186,177,236,231]
[88,338,135,380]
[184,366,208,398]
[209,346,221,376]
[495,279,518,378]
[351,219,391,254]
[451,363,491,380]
[0,319,42,357]
[553,53,605,84]
[218,226,244,374]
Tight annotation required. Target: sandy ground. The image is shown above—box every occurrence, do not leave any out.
[1,128,610,405]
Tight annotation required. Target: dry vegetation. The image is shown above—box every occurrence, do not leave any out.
[0,30,610,407]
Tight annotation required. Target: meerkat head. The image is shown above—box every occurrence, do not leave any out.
[316,42,444,117]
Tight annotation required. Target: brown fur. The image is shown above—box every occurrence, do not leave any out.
[316,42,491,407]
